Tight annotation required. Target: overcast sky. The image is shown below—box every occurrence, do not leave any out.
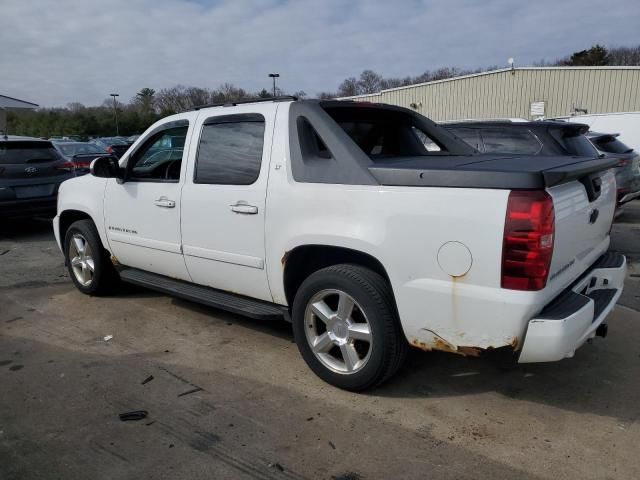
[1,0,639,107]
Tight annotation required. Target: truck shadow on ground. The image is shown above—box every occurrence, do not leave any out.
[374,329,639,422]
[0,217,54,242]
[170,297,640,422]
[0,335,543,480]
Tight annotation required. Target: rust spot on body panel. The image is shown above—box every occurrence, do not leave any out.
[410,334,518,358]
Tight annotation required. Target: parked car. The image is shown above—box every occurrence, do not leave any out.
[54,98,625,391]
[442,119,599,157]
[91,137,130,158]
[0,135,75,218]
[556,111,640,153]
[586,132,640,204]
[53,141,112,176]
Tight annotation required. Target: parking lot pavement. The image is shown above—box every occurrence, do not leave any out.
[1,206,639,480]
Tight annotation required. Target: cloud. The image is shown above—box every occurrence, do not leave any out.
[1,0,638,107]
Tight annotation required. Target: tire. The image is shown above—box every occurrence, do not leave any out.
[64,219,119,295]
[292,264,408,391]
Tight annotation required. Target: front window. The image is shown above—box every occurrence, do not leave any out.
[128,126,188,181]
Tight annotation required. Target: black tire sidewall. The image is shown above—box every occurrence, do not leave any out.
[64,220,110,295]
[292,265,399,391]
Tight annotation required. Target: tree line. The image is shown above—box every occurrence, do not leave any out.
[7,44,639,139]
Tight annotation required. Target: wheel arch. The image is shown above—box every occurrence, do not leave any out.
[282,244,394,308]
[59,210,108,253]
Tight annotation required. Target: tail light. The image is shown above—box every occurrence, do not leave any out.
[105,146,113,153]
[501,190,555,291]
[616,158,630,167]
[73,160,92,169]
[54,161,76,172]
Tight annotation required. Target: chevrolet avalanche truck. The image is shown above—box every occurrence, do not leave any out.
[53,98,626,391]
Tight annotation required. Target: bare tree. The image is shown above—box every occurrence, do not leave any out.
[608,45,640,65]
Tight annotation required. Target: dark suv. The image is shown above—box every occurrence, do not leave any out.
[0,135,75,218]
[442,120,598,158]
[586,132,640,204]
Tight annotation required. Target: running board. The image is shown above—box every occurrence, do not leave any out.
[119,268,285,321]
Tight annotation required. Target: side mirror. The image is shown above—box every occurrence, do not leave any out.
[90,156,123,180]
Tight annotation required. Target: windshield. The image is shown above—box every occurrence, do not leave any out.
[0,141,60,164]
[58,143,105,156]
[99,137,128,145]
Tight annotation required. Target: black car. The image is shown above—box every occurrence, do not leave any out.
[442,119,599,158]
[91,137,131,158]
[53,141,111,175]
[0,135,75,218]
[586,132,640,204]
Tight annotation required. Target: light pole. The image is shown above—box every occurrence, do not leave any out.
[110,93,120,136]
[268,73,280,97]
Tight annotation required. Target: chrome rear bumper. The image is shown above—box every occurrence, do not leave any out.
[519,252,626,363]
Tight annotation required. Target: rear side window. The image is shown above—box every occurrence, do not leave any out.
[0,141,60,164]
[561,134,598,157]
[446,127,483,151]
[195,115,265,185]
[592,136,633,154]
[480,128,542,155]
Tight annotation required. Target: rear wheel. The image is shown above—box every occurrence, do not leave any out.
[64,220,119,295]
[292,264,407,391]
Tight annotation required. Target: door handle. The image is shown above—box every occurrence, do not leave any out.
[154,197,175,208]
[230,202,258,215]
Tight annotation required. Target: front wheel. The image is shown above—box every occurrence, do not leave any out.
[292,264,408,391]
[64,219,119,295]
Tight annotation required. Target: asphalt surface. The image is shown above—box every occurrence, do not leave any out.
[1,202,639,480]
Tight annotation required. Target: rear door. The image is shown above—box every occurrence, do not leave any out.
[104,117,194,280]
[180,105,277,302]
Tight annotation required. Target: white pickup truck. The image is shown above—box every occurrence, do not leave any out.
[54,97,626,391]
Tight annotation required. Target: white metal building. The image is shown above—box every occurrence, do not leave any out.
[341,66,640,122]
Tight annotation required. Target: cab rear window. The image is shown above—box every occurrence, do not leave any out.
[0,141,60,164]
[321,106,447,159]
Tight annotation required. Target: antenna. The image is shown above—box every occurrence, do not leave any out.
[508,57,515,75]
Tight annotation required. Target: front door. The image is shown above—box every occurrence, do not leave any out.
[180,106,276,301]
[104,119,193,281]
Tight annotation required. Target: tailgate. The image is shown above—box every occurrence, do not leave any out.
[546,169,617,290]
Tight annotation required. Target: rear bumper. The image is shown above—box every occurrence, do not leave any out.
[518,252,626,363]
[0,196,57,218]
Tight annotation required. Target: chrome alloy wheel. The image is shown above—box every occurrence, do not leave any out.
[304,289,373,374]
[68,233,94,287]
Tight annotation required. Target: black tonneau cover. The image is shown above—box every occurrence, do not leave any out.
[368,154,619,189]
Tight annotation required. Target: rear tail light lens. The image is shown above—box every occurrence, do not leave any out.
[501,190,555,291]
[105,146,113,153]
[55,161,76,172]
[73,160,92,169]
[617,158,630,167]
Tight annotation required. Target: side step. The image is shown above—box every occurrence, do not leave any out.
[119,268,285,321]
